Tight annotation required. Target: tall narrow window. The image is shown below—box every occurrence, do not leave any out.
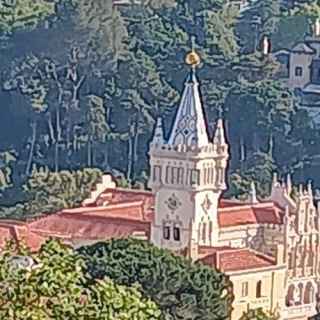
[191,170,200,186]
[153,166,161,183]
[173,226,181,241]
[171,167,179,184]
[203,167,207,185]
[202,223,207,243]
[165,166,170,184]
[211,166,215,185]
[288,252,294,269]
[163,225,170,240]
[178,168,184,185]
[206,167,210,185]
[208,167,212,184]
[219,168,224,184]
[241,282,248,297]
[295,66,303,77]
[256,280,262,298]
[209,221,213,240]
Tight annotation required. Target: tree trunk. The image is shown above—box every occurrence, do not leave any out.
[132,121,140,181]
[26,121,37,176]
[127,136,133,186]
[72,76,85,108]
[47,112,55,144]
[54,103,62,173]
[240,136,246,172]
[87,139,92,167]
[253,132,259,152]
[268,133,274,159]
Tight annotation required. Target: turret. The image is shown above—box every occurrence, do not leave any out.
[151,117,165,146]
[249,181,258,204]
[149,46,230,252]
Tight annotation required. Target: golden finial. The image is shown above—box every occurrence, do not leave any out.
[185,35,201,67]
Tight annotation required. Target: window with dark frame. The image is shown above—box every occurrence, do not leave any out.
[178,168,184,184]
[173,226,181,241]
[295,66,303,77]
[190,169,200,185]
[163,225,170,240]
[256,280,262,298]
[241,282,248,297]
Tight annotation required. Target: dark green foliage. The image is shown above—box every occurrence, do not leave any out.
[0,239,161,319]
[239,308,280,320]
[0,150,16,194]
[78,238,233,320]
[227,151,276,200]
[0,0,319,207]
[0,0,56,35]
[0,167,103,218]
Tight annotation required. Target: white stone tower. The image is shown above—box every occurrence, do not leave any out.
[148,50,229,255]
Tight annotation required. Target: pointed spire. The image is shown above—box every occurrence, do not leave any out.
[286,174,292,195]
[273,172,278,186]
[213,119,226,145]
[168,44,209,148]
[299,184,303,196]
[151,117,165,145]
[308,180,313,197]
[250,181,258,204]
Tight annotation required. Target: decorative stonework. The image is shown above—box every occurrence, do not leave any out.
[201,194,212,214]
[165,194,182,212]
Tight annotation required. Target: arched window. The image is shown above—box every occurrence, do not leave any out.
[191,169,200,186]
[288,252,294,269]
[286,285,295,306]
[163,224,170,240]
[206,166,210,185]
[165,166,171,184]
[256,280,262,298]
[173,225,181,241]
[177,168,184,184]
[202,223,207,243]
[209,221,213,242]
[211,166,215,185]
[304,282,315,304]
[171,167,179,184]
[153,166,162,183]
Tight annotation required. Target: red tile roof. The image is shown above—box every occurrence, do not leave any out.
[0,221,46,252]
[95,188,284,227]
[28,211,150,241]
[198,247,276,272]
[218,202,284,228]
[62,201,150,221]
[0,187,285,252]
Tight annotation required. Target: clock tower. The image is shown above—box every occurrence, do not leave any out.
[148,50,229,255]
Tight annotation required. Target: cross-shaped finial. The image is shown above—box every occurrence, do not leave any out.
[191,35,196,51]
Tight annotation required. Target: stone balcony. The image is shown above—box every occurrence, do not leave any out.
[250,297,271,309]
[235,297,271,309]
[283,304,316,319]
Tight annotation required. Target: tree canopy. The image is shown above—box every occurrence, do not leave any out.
[78,238,233,320]
[0,239,161,319]
[0,0,319,207]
